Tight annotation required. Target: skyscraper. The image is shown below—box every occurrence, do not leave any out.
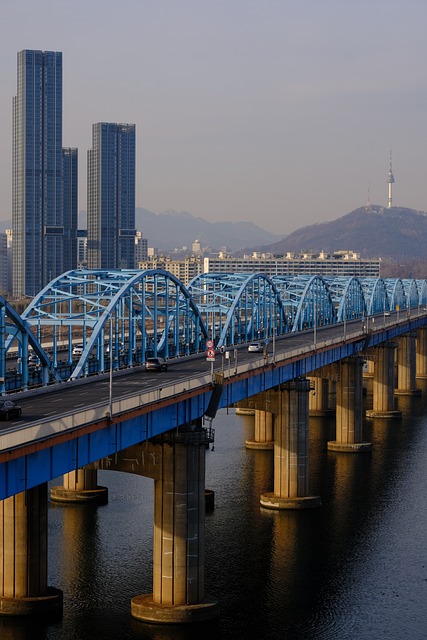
[12,49,64,297]
[62,148,78,272]
[87,122,136,269]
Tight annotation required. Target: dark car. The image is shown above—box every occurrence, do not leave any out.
[0,400,22,420]
[145,357,168,371]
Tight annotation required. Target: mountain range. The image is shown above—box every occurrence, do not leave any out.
[0,208,283,252]
[133,208,283,251]
[2,205,426,271]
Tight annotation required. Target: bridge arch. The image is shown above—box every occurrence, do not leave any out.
[272,275,336,331]
[401,279,419,309]
[417,280,427,306]
[187,273,287,346]
[384,278,407,311]
[1,296,58,393]
[324,277,367,321]
[357,278,388,316]
[21,269,208,380]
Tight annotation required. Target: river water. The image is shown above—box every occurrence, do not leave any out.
[2,380,427,640]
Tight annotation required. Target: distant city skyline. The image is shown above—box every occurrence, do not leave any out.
[1,1,427,235]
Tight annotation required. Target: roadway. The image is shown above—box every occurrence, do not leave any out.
[0,314,380,433]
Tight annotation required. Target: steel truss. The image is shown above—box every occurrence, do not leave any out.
[1,272,426,391]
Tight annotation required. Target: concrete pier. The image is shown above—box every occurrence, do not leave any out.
[395,332,421,396]
[366,343,402,419]
[0,484,62,616]
[50,468,108,504]
[260,381,321,509]
[246,409,274,449]
[131,427,219,624]
[416,327,427,379]
[308,376,334,417]
[328,357,372,452]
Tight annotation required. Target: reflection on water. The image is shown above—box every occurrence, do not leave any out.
[2,388,427,640]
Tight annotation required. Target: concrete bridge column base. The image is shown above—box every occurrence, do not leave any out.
[131,594,219,624]
[260,493,321,509]
[50,469,108,504]
[395,332,421,397]
[260,380,320,510]
[131,427,219,625]
[365,409,402,419]
[416,327,427,378]
[328,357,372,453]
[366,343,402,419]
[0,485,63,617]
[327,441,372,452]
[246,409,274,450]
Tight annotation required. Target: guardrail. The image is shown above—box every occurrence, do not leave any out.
[0,313,420,456]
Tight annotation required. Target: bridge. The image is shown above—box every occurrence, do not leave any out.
[1,270,427,622]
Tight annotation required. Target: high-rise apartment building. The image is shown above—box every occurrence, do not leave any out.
[135,231,148,267]
[77,230,88,268]
[12,49,64,297]
[62,148,78,273]
[0,233,8,294]
[87,122,136,269]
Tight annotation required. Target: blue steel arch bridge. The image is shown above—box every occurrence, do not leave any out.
[1,269,426,395]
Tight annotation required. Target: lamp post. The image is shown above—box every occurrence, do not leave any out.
[109,313,113,419]
[272,326,276,365]
[313,299,317,349]
[343,304,347,340]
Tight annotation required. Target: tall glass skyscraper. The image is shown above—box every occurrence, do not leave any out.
[87,122,136,269]
[12,49,65,297]
[62,148,78,273]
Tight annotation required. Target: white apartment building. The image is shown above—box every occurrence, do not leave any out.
[203,251,381,278]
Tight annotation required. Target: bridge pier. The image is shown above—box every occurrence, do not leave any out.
[366,343,402,419]
[260,380,321,510]
[50,468,108,504]
[246,409,274,450]
[328,357,372,452]
[395,332,421,396]
[308,376,334,417]
[416,327,427,379]
[131,427,219,624]
[0,484,62,616]
[363,359,375,378]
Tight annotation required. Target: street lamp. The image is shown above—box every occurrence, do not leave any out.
[272,326,276,365]
[109,313,113,419]
[343,305,347,340]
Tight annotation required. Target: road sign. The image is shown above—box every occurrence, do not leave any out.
[206,348,216,361]
[206,339,214,349]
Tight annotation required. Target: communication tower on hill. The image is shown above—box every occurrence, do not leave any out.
[387,151,395,208]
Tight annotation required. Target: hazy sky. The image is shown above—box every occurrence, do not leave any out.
[1,0,427,235]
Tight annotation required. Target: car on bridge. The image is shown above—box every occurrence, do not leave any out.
[248,341,265,353]
[145,357,168,371]
[0,400,22,420]
[72,344,84,356]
